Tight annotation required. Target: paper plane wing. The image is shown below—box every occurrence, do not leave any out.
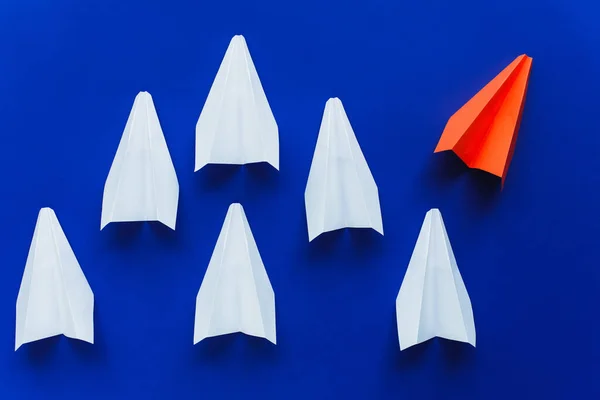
[16,208,94,350]
[194,203,276,344]
[395,209,475,350]
[195,35,279,171]
[304,97,383,242]
[101,91,179,230]
[435,54,533,185]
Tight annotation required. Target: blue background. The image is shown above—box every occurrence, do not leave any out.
[0,0,598,398]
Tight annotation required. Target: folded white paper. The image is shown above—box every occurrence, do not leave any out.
[194,203,276,344]
[16,208,94,350]
[101,91,179,230]
[396,209,476,350]
[304,97,383,241]
[195,35,279,171]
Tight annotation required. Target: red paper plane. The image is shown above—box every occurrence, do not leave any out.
[434,55,533,185]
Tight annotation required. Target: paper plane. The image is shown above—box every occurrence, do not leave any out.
[396,209,475,350]
[101,91,179,230]
[16,208,94,350]
[194,203,276,344]
[435,54,533,185]
[195,35,279,171]
[304,97,383,242]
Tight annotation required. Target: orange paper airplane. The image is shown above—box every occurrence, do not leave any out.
[434,54,532,185]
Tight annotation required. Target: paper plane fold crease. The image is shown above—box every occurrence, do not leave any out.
[396,208,475,350]
[434,54,533,185]
[194,203,276,344]
[195,35,279,171]
[304,97,383,242]
[101,91,179,230]
[16,208,94,350]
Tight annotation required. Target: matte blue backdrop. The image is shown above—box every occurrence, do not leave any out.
[0,0,598,398]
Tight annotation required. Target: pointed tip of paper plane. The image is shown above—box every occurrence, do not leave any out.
[16,208,94,350]
[39,207,54,217]
[323,97,344,114]
[194,202,276,345]
[101,91,179,231]
[132,90,152,104]
[195,34,278,171]
[425,208,443,224]
[305,97,383,242]
[228,202,242,211]
[396,208,475,350]
[231,34,246,43]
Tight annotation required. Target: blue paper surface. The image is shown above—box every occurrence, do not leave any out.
[0,0,598,398]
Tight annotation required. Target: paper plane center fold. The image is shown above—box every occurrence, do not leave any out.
[195,35,279,171]
[194,203,276,344]
[304,97,383,241]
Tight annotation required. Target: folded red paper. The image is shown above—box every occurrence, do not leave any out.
[435,54,533,186]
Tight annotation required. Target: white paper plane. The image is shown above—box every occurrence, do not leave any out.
[194,203,276,344]
[304,97,383,242]
[101,91,179,230]
[195,35,279,171]
[396,209,476,351]
[16,208,94,350]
